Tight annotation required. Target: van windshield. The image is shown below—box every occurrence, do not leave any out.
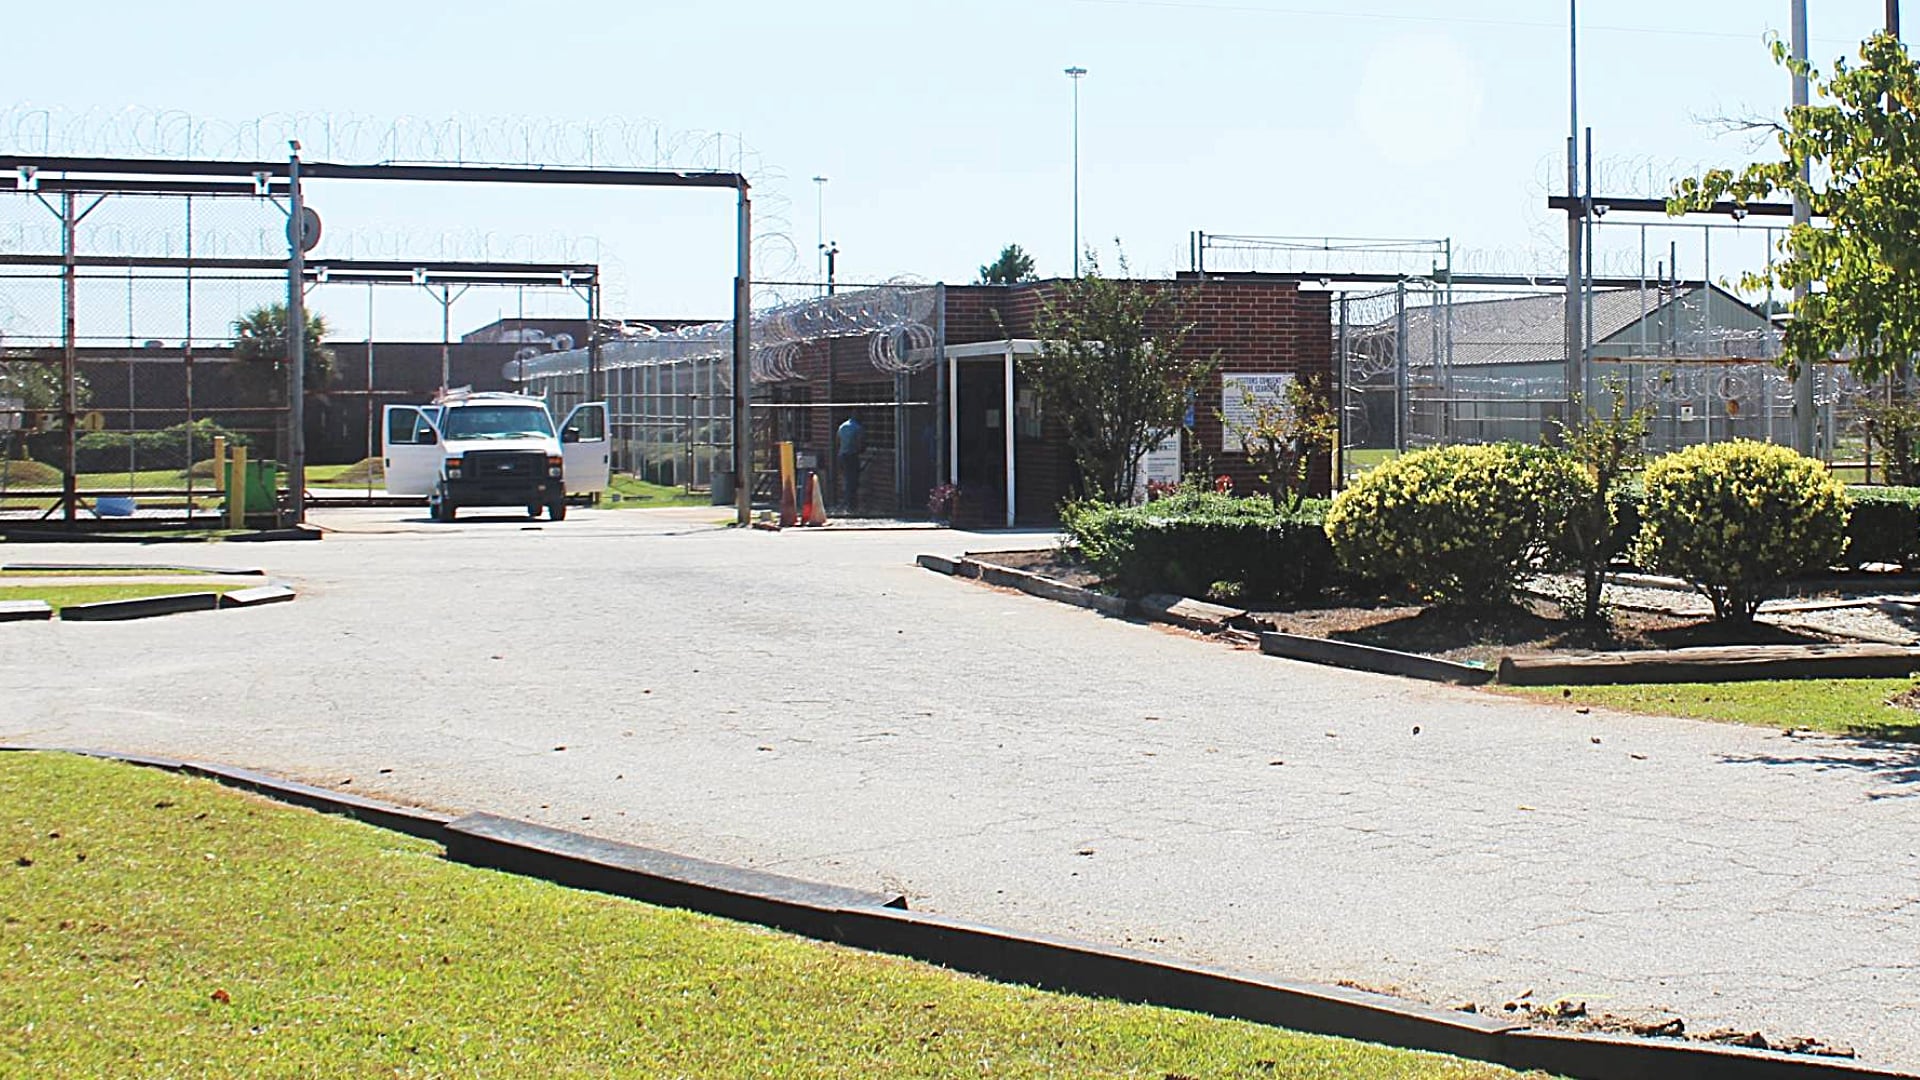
[440,404,555,440]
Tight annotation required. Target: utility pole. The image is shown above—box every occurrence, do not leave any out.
[1791,0,1816,455]
[1891,0,1902,39]
[1065,66,1087,277]
[287,143,308,526]
[811,175,828,294]
[1564,0,1584,430]
[733,184,753,527]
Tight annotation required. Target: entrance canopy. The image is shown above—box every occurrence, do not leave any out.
[943,339,1042,529]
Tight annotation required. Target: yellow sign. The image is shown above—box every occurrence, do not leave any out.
[79,410,105,432]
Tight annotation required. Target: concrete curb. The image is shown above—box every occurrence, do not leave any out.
[1,563,265,575]
[220,584,297,608]
[4,744,1909,1080]
[59,590,222,621]
[966,558,1130,616]
[0,600,53,622]
[920,552,1131,617]
[1260,631,1496,685]
[1137,593,1249,632]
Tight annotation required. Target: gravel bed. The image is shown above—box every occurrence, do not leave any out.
[1527,574,1920,645]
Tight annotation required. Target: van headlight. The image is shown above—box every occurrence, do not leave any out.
[547,455,563,478]
[446,457,463,479]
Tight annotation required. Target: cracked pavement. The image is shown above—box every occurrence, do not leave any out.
[4,506,1918,1070]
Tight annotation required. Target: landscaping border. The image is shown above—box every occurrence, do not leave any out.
[0,744,1908,1080]
[928,553,1917,688]
[1260,631,1496,685]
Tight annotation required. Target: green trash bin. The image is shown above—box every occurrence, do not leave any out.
[221,459,279,520]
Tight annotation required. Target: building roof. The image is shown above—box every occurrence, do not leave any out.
[1378,285,1775,367]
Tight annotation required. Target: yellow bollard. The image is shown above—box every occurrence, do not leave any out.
[227,445,248,529]
[211,436,227,493]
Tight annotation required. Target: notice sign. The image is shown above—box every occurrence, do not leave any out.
[1133,432,1183,503]
[1220,372,1294,452]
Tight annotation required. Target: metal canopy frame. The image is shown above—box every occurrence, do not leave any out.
[3,153,755,526]
[944,339,1042,529]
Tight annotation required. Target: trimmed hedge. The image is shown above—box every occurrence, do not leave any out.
[1840,486,1920,568]
[1062,489,1335,602]
[74,419,248,473]
[1325,443,1592,606]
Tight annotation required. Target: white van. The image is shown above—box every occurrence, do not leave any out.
[382,391,609,522]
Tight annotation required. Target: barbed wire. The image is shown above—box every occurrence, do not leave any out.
[0,105,805,288]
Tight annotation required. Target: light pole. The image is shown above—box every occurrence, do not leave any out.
[811,175,828,294]
[1065,66,1087,277]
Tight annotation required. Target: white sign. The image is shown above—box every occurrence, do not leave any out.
[1220,372,1294,453]
[1134,432,1183,502]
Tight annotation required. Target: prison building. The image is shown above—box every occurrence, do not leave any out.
[511,275,1333,526]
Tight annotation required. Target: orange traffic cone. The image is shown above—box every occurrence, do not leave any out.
[778,470,798,528]
[803,473,829,526]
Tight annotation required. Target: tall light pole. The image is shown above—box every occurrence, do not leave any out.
[1065,66,1087,277]
[1791,0,1816,455]
[811,175,828,293]
[1564,0,1583,429]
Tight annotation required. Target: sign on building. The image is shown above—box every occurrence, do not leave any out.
[1133,432,1182,502]
[1220,372,1294,452]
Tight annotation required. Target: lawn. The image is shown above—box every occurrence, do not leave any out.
[607,473,712,508]
[1502,678,1920,741]
[0,753,1527,1080]
[0,582,239,611]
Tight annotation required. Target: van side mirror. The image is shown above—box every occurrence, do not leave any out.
[561,427,580,444]
[419,428,438,445]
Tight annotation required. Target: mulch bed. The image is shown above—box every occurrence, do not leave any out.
[964,549,1849,665]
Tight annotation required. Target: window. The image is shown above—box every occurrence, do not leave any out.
[441,405,555,440]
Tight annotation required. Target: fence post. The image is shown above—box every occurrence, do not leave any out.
[227,444,248,529]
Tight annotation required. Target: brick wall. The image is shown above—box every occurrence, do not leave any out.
[943,278,1333,521]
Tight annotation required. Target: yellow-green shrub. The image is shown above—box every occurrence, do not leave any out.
[1325,443,1592,605]
[1634,440,1849,622]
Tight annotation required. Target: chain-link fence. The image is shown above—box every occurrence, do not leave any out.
[0,190,291,525]
[511,283,944,517]
[1333,280,1881,484]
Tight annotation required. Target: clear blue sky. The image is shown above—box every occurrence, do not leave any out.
[2,0,1901,339]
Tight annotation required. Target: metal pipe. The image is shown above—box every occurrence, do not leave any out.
[61,191,77,525]
[288,144,307,524]
[1066,66,1087,277]
[733,185,753,526]
[1792,0,1817,454]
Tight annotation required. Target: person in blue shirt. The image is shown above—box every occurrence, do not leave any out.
[836,415,865,511]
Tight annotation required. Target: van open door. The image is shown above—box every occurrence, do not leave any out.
[559,402,611,494]
[382,404,442,496]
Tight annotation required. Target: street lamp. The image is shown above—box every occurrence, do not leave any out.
[1065,66,1087,277]
[811,175,828,293]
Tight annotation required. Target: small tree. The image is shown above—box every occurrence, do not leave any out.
[230,304,335,392]
[1550,382,1652,622]
[1671,32,1920,384]
[1026,253,1216,504]
[0,354,90,423]
[1221,375,1336,511]
[978,244,1038,285]
[1861,395,1920,485]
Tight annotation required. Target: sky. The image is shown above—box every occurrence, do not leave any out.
[0,0,1904,340]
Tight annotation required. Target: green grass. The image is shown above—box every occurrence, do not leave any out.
[606,474,712,508]
[0,753,1528,1080]
[0,582,239,611]
[0,568,214,578]
[1502,678,1920,741]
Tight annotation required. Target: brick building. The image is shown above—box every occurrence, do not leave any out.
[765,276,1333,526]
